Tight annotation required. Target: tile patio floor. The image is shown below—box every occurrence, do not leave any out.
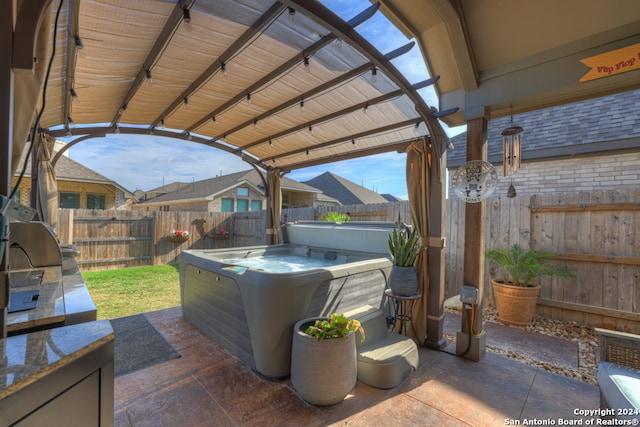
[114,307,599,426]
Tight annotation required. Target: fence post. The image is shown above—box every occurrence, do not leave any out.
[67,209,74,244]
[58,209,74,244]
[151,211,157,266]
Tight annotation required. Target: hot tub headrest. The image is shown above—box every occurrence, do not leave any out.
[284,221,394,255]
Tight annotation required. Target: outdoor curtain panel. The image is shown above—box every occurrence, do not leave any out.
[35,133,59,230]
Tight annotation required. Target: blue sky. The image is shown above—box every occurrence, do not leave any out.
[66,0,465,197]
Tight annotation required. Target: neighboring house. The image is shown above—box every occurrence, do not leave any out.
[131,169,334,212]
[303,172,391,206]
[313,192,341,208]
[134,182,189,202]
[11,151,135,210]
[448,89,640,197]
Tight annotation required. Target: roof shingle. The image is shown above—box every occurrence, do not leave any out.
[448,89,640,166]
[303,172,389,205]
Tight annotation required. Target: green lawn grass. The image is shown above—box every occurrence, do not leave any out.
[82,264,181,320]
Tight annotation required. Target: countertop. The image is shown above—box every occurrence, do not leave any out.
[7,256,97,334]
[61,258,98,325]
[0,320,114,399]
[7,266,65,333]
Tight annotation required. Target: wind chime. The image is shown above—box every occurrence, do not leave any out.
[501,105,523,198]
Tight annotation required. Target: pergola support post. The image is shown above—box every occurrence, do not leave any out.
[424,147,447,350]
[457,115,488,361]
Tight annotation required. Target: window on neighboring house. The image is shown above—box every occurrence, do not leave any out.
[282,194,289,208]
[87,193,105,210]
[251,200,262,211]
[236,199,248,212]
[237,187,249,197]
[59,192,80,209]
[221,198,234,212]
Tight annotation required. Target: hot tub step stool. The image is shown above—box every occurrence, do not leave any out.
[344,305,419,389]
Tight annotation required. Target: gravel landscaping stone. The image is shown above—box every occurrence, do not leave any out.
[445,304,598,386]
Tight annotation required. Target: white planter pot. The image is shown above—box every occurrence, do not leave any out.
[290,317,357,406]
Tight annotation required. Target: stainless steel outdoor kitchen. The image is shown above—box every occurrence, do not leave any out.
[0,222,114,426]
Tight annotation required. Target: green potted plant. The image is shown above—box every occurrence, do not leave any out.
[319,211,351,222]
[486,244,573,326]
[303,313,365,342]
[290,313,365,406]
[387,219,420,296]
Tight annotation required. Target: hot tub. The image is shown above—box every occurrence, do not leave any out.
[179,221,394,378]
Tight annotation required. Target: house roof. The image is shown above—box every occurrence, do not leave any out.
[134,182,190,202]
[381,193,403,202]
[136,169,321,205]
[448,89,640,167]
[16,151,134,197]
[314,192,341,205]
[302,172,390,205]
[145,182,190,194]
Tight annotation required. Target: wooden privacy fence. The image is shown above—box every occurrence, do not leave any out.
[530,190,639,331]
[446,189,640,331]
[57,189,640,330]
[57,204,412,271]
[58,209,238,270]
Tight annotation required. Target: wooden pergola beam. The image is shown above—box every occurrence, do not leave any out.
[282,0,445,155]
[267,118,420,162]
[236,75,439,151]
[149,2,287,129]
[279,138,416,172]
[185,33,338,134]
[242,90,404,151]
[111,0,197,125]
[62,0,80,130]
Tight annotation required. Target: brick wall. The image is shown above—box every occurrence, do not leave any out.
[449,151,640,197]
[283,191,315,208]
[10,178,31,206]
[9,177,121,209]
[56,180,117,208]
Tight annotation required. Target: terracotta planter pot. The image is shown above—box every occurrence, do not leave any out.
[388,266,418,296]
[290,317,357,406]
[491,279,541,326]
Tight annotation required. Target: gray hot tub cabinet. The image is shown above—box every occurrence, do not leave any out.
[180,221,395,378]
